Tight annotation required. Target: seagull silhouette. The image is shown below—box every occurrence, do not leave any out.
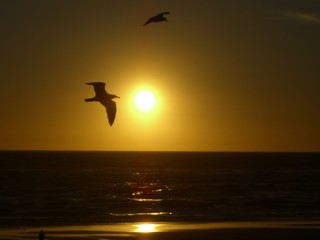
[85,82,119,126]
[143,12,170,26]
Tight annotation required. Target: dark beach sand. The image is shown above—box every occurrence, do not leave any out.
[1,221,320,240]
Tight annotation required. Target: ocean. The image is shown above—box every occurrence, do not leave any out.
[0,151,320,228]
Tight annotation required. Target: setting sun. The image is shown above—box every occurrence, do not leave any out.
[127,84,164,127]
[135,90,156,112]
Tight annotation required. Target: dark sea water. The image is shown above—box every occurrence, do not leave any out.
[0,151,320,228]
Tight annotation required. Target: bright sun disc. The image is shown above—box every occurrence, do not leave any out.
[135,90,156,112]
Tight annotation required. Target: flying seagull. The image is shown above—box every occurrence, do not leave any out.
[143,12,170,26]
[85,82,120,126]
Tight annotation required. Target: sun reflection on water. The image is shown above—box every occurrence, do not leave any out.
[135,223,158,233]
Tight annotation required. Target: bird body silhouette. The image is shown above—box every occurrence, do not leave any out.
[85,82,119,126]
[144,12,170,26]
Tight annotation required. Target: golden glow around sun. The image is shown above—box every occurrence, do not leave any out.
[135,90,156,112]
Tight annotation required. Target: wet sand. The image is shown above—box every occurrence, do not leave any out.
[1,221,320,240]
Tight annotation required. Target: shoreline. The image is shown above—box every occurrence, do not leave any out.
[1,220,320,240]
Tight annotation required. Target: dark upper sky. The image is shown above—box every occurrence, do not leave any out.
[1,0,320,151]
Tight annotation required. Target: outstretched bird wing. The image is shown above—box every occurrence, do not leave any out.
[157,11,170,16]
[143,18,154,26]
[86,82,107,98]
[85,82,118,126]
[103,100,117,126]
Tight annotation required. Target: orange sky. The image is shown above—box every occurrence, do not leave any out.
[1,0,320,151]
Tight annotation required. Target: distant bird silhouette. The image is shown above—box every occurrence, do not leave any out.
[143,12,170,26]
[85,82,119,126]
